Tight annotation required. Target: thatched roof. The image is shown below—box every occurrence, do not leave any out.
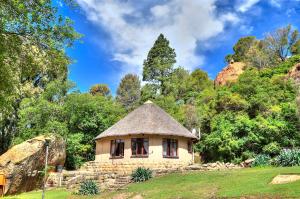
[95,100,197,140]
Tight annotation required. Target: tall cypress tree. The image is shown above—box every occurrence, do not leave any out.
[143,34,176,94]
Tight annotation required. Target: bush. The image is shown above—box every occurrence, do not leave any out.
[251,154,271,167]
[274,149,300,167]
[131,167,152,182]
[78,180,99,195]
[263,142,281,156]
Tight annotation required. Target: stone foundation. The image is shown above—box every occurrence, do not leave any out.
[80,161,188,175]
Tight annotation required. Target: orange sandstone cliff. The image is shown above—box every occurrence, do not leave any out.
[214,62,246,86]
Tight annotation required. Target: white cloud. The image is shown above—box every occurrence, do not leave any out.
[269,0,282,8]
[236,0,260,12]
[240,25,254,34]
[76,0,240,76]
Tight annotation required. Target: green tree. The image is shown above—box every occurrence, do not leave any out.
[225,36,256,63]
[64,93,125,168]
[141,83,159,102]
[14,80,72,145]
[291,39,300,55]
[264,24,300,61]
[143,34,176,94]
[0,0,80,154]
[89,84,111,96]
[244,40,276,69]
[116,74,141,110]
[197,57,300,162]
[163,67,190,101]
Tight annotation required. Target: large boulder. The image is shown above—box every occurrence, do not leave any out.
[214,62,246,86]
[0,135,66,195]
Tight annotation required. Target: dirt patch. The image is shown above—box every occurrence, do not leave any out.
[111,193,143,199]
[271,174,300,184]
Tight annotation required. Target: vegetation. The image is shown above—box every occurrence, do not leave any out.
[252,154,271,167]
[0,0,80,154]
[274,149,300,167]
[89,84,111,96]
[5,167,300,198]
[77,180,99,195]
[0,0,299,170]
[14,81,125,169]
[116,74,141,110]
[143,33,176,94]
[226,25,300,68]
[131,167,153,182]
[6,26,300,168]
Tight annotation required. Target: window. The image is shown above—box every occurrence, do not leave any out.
[110,139,124,158]
[188,140,193,154]
[131,138,149,157]
[163,139,178,158]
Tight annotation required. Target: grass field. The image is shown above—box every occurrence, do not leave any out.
[4,166,300,199]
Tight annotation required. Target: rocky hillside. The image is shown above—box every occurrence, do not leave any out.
[214,62,246,86]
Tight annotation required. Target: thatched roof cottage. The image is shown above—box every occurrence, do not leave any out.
[94,100,198,173]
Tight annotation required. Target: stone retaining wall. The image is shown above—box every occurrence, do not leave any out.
[47,161,244,191]
[80,161,188,175]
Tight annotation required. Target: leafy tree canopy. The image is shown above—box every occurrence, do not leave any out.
[117,74,141,110]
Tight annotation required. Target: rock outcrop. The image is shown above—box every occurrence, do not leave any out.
[0,135,66,195]
[287,63,300,85]
[214,62,246,86]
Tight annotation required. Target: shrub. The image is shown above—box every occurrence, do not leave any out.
[131,167,152,182]
[274,149,300,167]
[78,180,99,195]
[263,142,281,156]
[251,154,271,167]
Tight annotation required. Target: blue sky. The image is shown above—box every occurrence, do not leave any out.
[60,0,300,94]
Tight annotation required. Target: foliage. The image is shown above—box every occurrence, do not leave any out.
[251,154,271,167]
[78,180,99,195]
[246,25,300,68]
[15,81,125,169]
[89,84,111,96]
[264,24,300,61]
[225,36,256,63]
[0,0,80,154]
[244,40,277,69]
[143,33,176,94]
[117,74,141,110]
[274,149,300,167]
[198,58,300,162]
[63,93,125,169]
[141,83,159,102]
[131,167,153,182]
[262,142,281,156]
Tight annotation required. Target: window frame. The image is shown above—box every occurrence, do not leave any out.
[162,138,179,158]
[188,140,193,154]
[110,139,124,159]
[131,138,149,158]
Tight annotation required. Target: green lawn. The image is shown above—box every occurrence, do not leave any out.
[4,166,300,199]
